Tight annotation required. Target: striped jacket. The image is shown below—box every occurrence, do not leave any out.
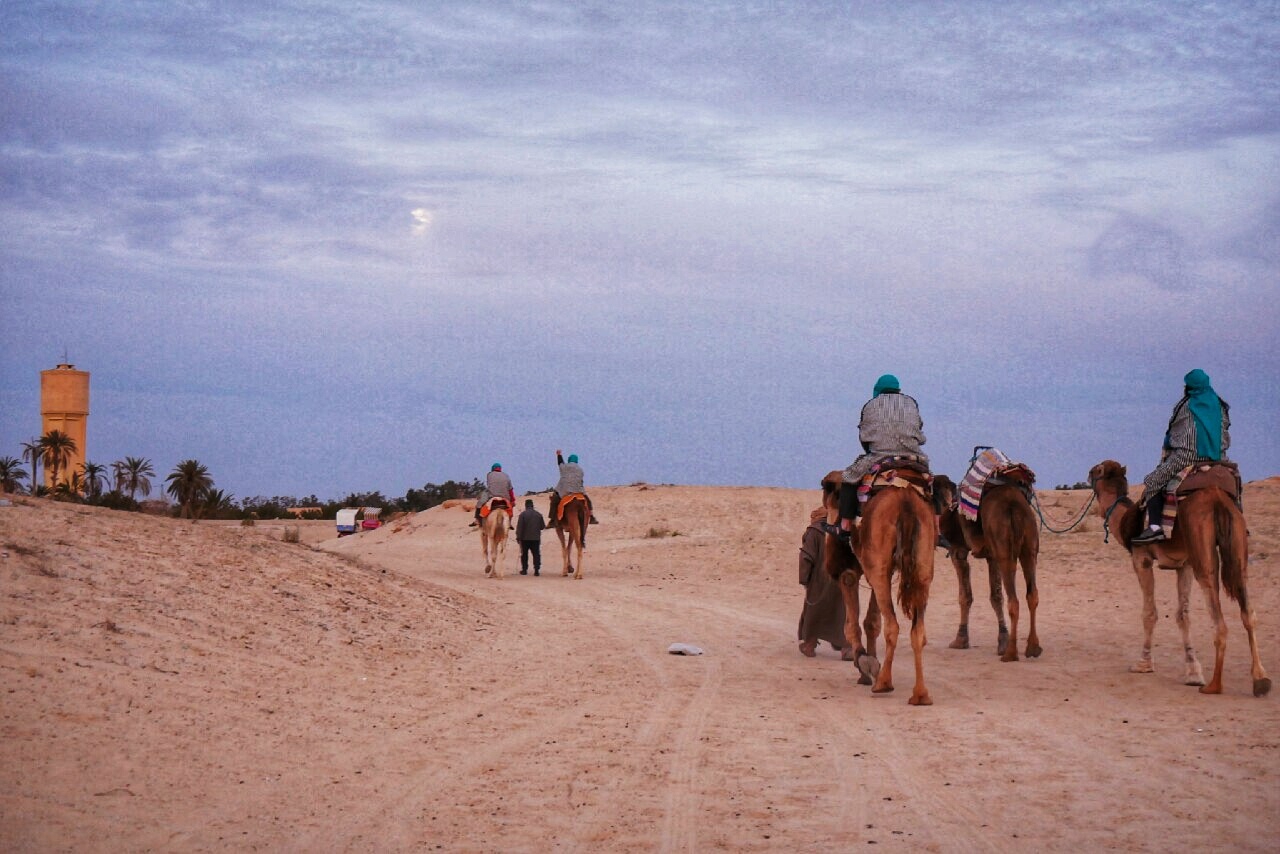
[843,391,929,483]
[1143,397,1231,494]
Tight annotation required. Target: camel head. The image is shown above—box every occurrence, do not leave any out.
[1088,460,1128,503]
[932,474,957,512]
[820,470,843,512]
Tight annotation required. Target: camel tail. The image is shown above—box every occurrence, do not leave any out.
[1216,497,1247,606]
[896,506,925,620]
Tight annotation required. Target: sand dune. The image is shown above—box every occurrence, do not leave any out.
[2,479,1278,851]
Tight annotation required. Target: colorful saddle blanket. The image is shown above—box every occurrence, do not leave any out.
[957,447,1036,522]
[1157,461,1242,537]
[553,493,587,523]
[856,455,932,503]
[479,498,510,519]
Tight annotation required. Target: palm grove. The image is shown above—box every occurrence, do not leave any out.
[0,431,481,520]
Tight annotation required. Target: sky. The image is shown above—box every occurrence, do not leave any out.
[2,1,1278,502]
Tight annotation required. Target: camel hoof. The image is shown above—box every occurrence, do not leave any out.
[949,636,969,650]
[1198,683,1223,695]
[871,684,894,694]
[1001,650,1019,663]
[1128,661,1155,674]
[856,654,881,684]
[1025,644,1042,659]
[1183,674,1205,687]
[908,693,933,706]
[1254,677,1272,698]
[996,633,1009,656]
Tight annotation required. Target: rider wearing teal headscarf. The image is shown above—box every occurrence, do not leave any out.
[1134,369,1232,543]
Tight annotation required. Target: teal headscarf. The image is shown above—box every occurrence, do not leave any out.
[1180,369,1224,459]
[567,454,578,464]
[872,374,900,397]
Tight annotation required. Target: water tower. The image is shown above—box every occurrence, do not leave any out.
[40,362,90,488]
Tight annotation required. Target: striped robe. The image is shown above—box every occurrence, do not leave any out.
[1142,396,1232,495]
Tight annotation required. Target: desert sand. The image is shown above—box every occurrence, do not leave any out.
[2,478,1278,852]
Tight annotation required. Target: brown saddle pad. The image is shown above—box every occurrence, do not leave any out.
[1176,461,1240,498]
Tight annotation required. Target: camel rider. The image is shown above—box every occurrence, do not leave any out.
[1132,369,1231,544]
[473,462,516,525]
[839,374,928,533]
[549,450,597,536]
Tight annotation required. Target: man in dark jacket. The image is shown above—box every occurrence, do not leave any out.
[515,498,546,576]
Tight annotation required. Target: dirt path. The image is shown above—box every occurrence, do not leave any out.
[317,484,1280,852]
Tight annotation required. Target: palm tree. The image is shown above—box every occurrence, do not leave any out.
[165,459,213,519]
[20,439,41,494]
[201,488,237,520]
[0,456,28,493]
[115,457,155,502]
[80,461,108,501]
[39,430,78,490]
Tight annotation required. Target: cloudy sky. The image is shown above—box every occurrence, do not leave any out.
[2,1,1278,502]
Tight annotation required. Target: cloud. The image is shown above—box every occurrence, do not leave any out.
[1086,214,1194,291]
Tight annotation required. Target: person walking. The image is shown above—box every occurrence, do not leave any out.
[516,499,546,576]
[797,508,848,657]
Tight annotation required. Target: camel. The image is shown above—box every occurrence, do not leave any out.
[933,473,1041,662]
[479,500,511,579]
[551,493,588,580]
[841,464,936,705]
[820,472,881,684]
[1088,460,1269,697]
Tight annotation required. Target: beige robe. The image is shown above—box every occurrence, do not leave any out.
[797,518,847,650]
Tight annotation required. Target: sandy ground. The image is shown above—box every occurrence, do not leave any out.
[2,478,1278,852]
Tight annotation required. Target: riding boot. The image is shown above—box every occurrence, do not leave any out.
[1132,494,1166,543]
[838,482,861,525]
[588,495,598,524]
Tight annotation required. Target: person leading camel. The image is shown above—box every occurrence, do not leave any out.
[473,462,516,526]
[515,498,546,575]
[549,450,597,539]
[1132,369,1232,544]
[839,374,929,533]
[797,508,848,657]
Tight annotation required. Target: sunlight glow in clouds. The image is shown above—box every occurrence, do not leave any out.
[411,208,433,234]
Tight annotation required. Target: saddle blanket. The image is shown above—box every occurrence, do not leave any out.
[958,447,1036,522]
[1158,461,1242,537]
[554,492,587,522]
[856,456,932,504]
[479,498,510,519]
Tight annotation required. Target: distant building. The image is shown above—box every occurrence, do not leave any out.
[41,362,90,489]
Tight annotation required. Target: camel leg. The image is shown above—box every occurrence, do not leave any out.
[1192,570,1228,694]
[987,559,1009,655]
[558,526,570,576]
[863,593,882,662]
[997,556,1020,662]
[573,526,584,580]
[482,532,492,576]
[1174,566,1205,686]
[1129,556,1158,673]
[867,568,898,694]
[907,530,934,706]
[907,605,932,706]
[1023,547,1042,659]
[1239,597,1271,697]
[838,572,873,683]
[948,550,973,649]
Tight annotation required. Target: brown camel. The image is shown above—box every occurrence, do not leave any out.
[479,500,511,579]
[843,466,936,705]
[934,474,1041,661]
[1089,460,1269,697]
[552,493,588,580]
[820,472,881,684]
